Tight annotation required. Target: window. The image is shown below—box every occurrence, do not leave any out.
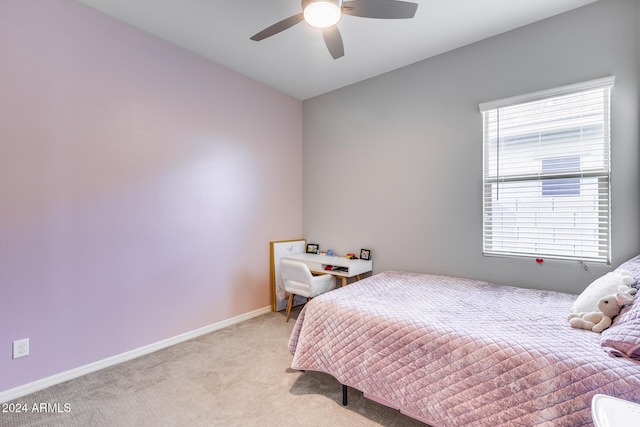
[541,157,581,197]
[480,77,614,263]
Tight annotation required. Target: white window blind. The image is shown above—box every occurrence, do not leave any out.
[480,76,614,263]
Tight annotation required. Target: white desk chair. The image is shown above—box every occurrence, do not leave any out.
[281,259,335,322]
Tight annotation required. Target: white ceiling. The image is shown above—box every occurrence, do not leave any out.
[73,0,599,100]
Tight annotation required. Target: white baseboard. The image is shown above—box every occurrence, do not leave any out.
[0,306,272,403]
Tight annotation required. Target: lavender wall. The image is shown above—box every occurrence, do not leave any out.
[0,0,302,392]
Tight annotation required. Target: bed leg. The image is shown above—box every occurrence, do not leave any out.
[342,384,348,406]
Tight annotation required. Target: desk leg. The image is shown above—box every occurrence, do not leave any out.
[341,277,347,287]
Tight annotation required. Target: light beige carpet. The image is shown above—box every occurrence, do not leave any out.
[2,308,427,426]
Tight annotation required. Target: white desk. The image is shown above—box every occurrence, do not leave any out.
[283,253,373,287]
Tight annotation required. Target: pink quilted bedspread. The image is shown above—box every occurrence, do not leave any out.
[288,271,640,426]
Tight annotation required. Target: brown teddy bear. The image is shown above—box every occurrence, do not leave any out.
[569,291,635,333]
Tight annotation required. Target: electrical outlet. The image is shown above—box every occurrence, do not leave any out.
[13,338,29,359]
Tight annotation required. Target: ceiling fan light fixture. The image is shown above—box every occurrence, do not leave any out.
[303,0,342,29]
[250,0,418,60]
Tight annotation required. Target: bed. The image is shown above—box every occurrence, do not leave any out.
[288,257,640,426]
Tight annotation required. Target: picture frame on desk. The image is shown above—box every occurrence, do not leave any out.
[306,243,319,254]
[360,249,371,261]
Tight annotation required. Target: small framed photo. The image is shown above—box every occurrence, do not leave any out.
[360,249,371,261]
[306,243,319,254]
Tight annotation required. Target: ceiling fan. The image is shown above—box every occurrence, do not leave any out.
[250,0,419,59]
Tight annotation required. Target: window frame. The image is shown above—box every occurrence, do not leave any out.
[479,76,614,264]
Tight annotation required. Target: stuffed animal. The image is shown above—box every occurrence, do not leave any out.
[570,269,636,315]
[569,291,635,333]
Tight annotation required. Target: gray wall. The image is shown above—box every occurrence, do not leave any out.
[302,0,640,294]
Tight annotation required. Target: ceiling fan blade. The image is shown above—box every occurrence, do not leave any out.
[250,13,305,41]
[322,26,344,59]
[342,0,418,19]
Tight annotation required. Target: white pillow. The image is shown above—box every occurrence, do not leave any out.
[571,269,635,314]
